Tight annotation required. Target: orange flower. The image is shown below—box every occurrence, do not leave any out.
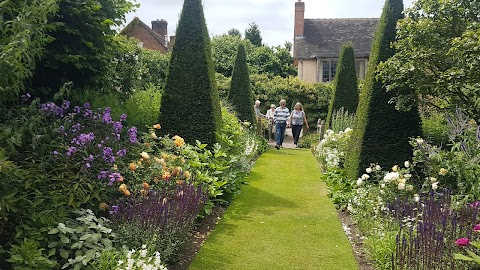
[118,176,124,182]
[140,189,147,197]
[99,202,109,210]
[162,171,171,181]
[142,182,150,190]
[123,190,131,197]
[176,179,185,185]
[153,124,161,129]
[173,135,185,147]
[129,163,136,171]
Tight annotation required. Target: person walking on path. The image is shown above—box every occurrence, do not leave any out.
[254,100,265,118]
[266,104,276,140]
[289,102,309,147]
[274,99,290,149]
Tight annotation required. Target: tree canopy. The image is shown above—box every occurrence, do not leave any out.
[377,0,480,120]
[244,22,263,47]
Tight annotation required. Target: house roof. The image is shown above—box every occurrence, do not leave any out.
[120,17,168,50]
[294,18,379,59]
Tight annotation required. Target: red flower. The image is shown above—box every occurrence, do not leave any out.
[455,238,470,247]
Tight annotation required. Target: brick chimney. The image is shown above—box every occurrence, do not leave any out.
[294,0,305,38]
[151,19,168,42]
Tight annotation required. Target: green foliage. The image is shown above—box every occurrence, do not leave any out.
[228,44,255,124]
[345,0,422,181]
[244,22,262,47]
[0,0,58,104]
[29,0,136,94]
[47,209,115,270]
[250,74,332,128]
[326,42,358,129]
[322,170,353,209]
[330,107,355,133]
[297,132,319,149]
[6,238,57,270]
[377,0,480,120]
[159,0,222,147]
[227,28,242,38]
[421,110,449,146]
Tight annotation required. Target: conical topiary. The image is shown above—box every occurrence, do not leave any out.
[228,44,255,125]
[158,0,222,147]
[326,42,358,129]
[345,0,422,180]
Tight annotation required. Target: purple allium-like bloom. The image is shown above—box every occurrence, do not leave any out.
[128,127,138,143]
[116,149,126,157]
[108,172,122,186]
[109,205,119,215]
[97,170,109,179]
[66,146,77,156]
[120,114,127,122]
[103,147,115,163]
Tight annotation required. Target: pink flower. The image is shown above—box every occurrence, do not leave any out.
[455,238,470,247]
[469,201,480,208]
[474,224,480,232]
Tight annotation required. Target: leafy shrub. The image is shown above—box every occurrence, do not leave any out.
[6,238,57,270]
[298,132,319,149]
[326,42,358,129]
[330,107,355,133]
[159,0,222,147]
[422,110,450,147]
[313,128,353,171]
[47,209,116,270]
[110,185,206,263]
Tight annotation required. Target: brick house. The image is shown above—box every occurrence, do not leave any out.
[293,0,378,83]
[120,17,173,53]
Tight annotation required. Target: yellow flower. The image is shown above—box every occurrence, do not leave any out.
[153,124,161,129]
[119,184,127,192]
[173,135,185,147]
[140,151,150,160]
[151,132,158,140]
[439,168,448,176]
[184,170,191,179]
[99,202,109,210]
[162,171,171,181]
[392,165,399,172]
[123,189,131,197]
[154,157,162,164]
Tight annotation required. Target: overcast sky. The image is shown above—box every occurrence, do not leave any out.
[124,0,416,47]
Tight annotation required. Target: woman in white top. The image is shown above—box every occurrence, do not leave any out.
[265,104,276,121]
[289,102,309,146]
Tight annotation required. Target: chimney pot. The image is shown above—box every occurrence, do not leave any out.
[152,19,168,44]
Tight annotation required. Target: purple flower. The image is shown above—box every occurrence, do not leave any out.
[108,172,122,186]
[71,132,95,146]
[62,100,70,110]
[455,238,470,247]
[53,151,59,155]
[97,170,109,179]
[87,155,94,161]
[21,93,31,102]
[83,109,93,118]
[128,127,138,143]
[102,108,113,124]
[109,205,119,215]
[113,121,123,133]
[58,126,65,134]
[476,125,480,142]
[85,163,91,168]
[116,149,126,157]
[83,102,90,109]
[66,146,77,156]
[70,123,82,134]
[120,114,127,122]
[103,147,115,163]
[73,106,81,113]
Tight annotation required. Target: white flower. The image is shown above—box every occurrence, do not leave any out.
[356,178,363,186]
[432,182,439,190]
[361,174,370,180]
[413,194,420,202]
[392,165,399,172]
[375,165,382,171]
[366,167,373,174]
[406,185,413,191]
[416,138,424,144]
[381,183,386,188]
[404,173,412,179]
[404,161,410,168]
[384,172,400,182]
[430,177,437,183]
[398,178,406,184]
[344,127,353,133]
[398,183,406,190]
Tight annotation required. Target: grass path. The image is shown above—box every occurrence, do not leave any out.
[189,148,358,270]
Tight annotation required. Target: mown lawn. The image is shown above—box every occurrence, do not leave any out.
[189,148,358,270]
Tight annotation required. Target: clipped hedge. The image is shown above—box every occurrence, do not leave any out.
[345,0,422,180]
[159,0,222,147]
[326,42,358,129]
[228,44,255,124]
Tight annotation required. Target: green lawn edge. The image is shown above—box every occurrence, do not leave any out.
[189,148,358,270]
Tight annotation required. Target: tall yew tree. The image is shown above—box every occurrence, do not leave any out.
[326,42,358,128]
[345,0,421,180]
[159,0,222,146]
[228,44,255,125]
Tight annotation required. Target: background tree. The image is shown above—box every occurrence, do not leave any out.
[326,42,358,128]
[244,22,263,47]
[345,0,422,180]
[228,44,255,125]
[227,28,242,38]
[159,0,222,147]
[28,0,136,95]
[211,34,255,77]
[377,0,480,120]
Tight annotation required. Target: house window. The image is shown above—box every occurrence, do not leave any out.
[322,60,338,82]
[355,59,367,79]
